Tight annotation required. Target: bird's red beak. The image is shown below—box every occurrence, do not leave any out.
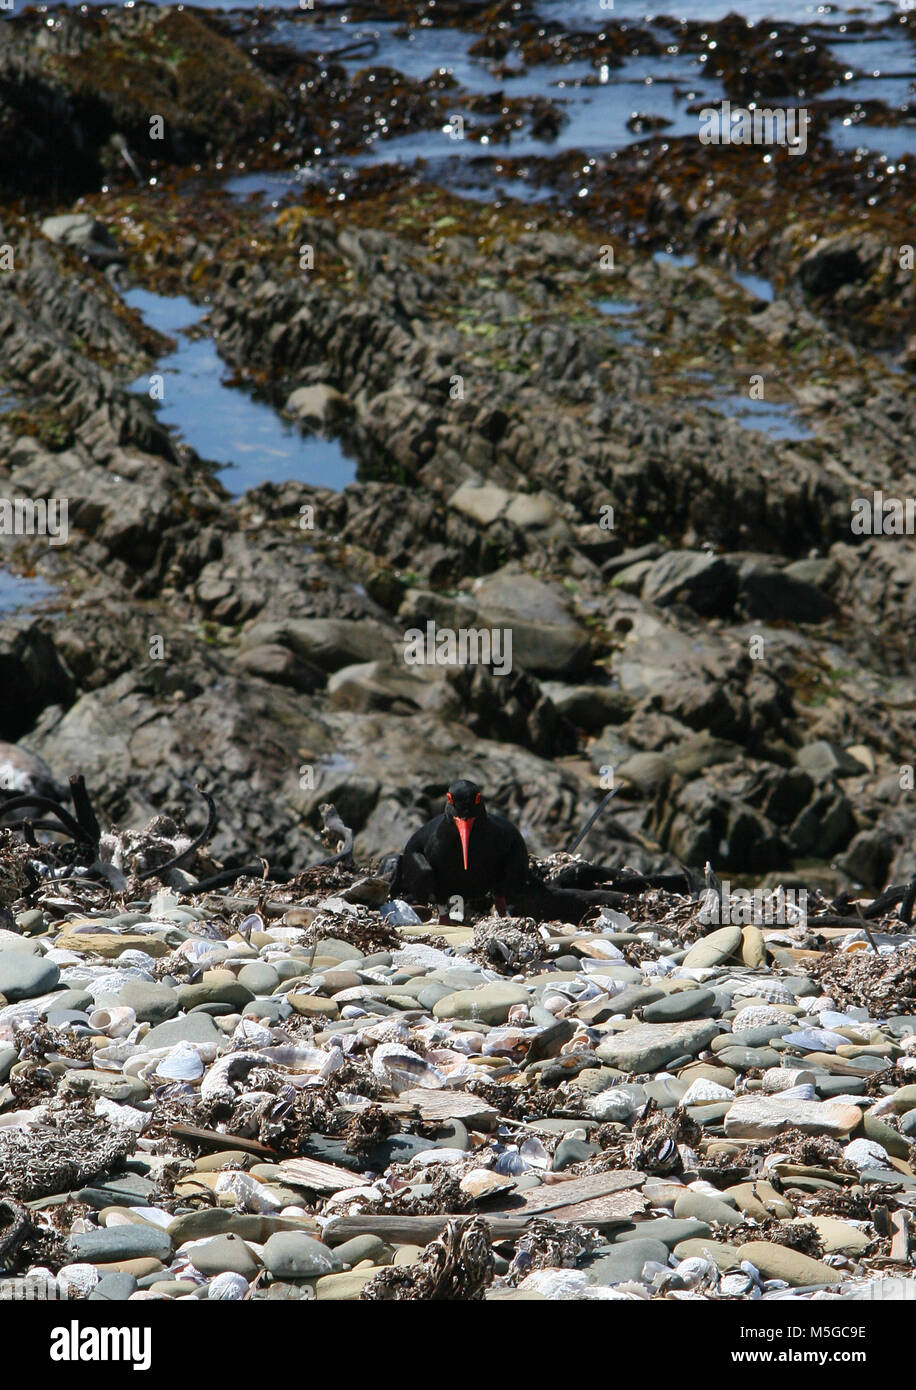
[454,816,474,871]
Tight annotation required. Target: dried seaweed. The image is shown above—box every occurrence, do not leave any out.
[361,1215,494,1300]
[0,1196,71,1275]
[594,1101,703,1176]
[814,944,916,1014]
[343,1103,400,1157]
[0,1105,134,1201]
[467,915,546,971]
[506,1218,600,1284]
[727,1217,826,1259]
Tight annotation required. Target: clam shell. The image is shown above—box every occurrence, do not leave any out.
[88,1006,137,1038]
[459,1168,516,1200]
[156,1042,204,1082]
[371,1042,445,1094]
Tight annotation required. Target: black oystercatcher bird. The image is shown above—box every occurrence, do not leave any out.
[396,779,529,923]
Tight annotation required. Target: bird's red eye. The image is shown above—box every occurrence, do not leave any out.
[475,792,481,804]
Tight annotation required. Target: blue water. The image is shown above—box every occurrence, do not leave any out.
[700,396,813,440]
[828,118,915,162]
[122,288,358,494]
[731,268,775,301]
[0,570,56,613]
[598,298,639,316]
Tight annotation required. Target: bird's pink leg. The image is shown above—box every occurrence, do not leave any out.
[494,895,509,917]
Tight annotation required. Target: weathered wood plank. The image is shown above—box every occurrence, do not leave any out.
[277,1157,370,1193]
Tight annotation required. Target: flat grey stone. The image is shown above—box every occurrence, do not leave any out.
[139,1011,223,1050]
[433,983,530,1024]
[643,989,716,1023]
[596,1019,719,1073]
[113,980,179,1023]
[72,1225,173,1264]
[190,1234,261,1278]
[262,1232,343,1279]
[89,1273,139,1300]
[586,1239,670,1286]
[616,1217,712,1248]
[0,951,59,1001]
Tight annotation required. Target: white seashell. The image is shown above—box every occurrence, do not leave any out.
[93,1041,137,1072]
[843,1138,891,1171]
[259,1045,329,1072]
[519,1137,550,1170]
[760,1068,816,1094]
[358,1018,411,1045]
[507,1004,529,1025]
[494,1149,528,1176]
[371,1042,445,1094]
[597,908,635,930]
[680,1078,735,1106]
[408,1148,467,1167]
[207,1272,250,1300]
[232,1018,273,1047]
[381,899,422,926]
[459,1169,515,1200]
[214,1171,283,1213]
[57,1264,100,1297]
[94,1097,149,1134]
[0,1106,48,1130]
[732,980,794,1004]
[721,1272,755,1296]
[819,1010,867,1030]
[88,1005,137,1037]
[673,1256,718,1290]
[341,1005,368,1019]
[584,1088,638,1122]
[518,1269,592,1299]
[783,1028,848,1052]
[773,1084,817,1101]
[156,1042,204,1082]
[199,1052,262,1105]
[579,939,625,961]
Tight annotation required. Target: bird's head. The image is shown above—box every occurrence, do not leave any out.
[445,779,485,870]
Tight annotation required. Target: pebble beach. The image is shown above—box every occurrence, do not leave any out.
[3,842,916,1305]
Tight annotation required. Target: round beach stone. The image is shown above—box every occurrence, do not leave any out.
[113,979,179,1023]
[262,1232,343,1279]
[190,1233,261,1278]
[178,970,253,1011]
[682,925,742,969]
[237,962,281,995]
[0,951,59,1001]
[88,1273,139,1300]
[138,1010,223,1050]
[673,1238,742,1270]
[673,1191,743,1227]
[433,983,530,1025]
[333,1235,391,1268]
